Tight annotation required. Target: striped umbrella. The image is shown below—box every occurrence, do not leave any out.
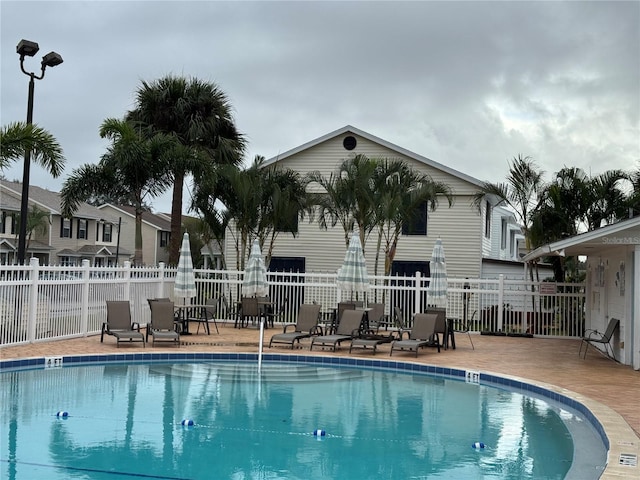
[337,233,369,294]
[174,232,197,299]
[428,238,447,307]
[242,239,269,297]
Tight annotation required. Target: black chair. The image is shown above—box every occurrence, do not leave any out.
[195,298,220,334]
[239,296,259,328]
[425,307,447,350]
[450,311,475,350]
[579,318,619,360]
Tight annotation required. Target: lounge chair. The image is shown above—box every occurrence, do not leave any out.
[349,321,395,355]
[390,313,439,357]
[101,301,145,347]
[148,300,180,346]
[579,318,619,360]
[310,309,364,351]
[269,303,322,349]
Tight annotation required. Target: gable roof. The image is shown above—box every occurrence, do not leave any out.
[1,180,117,222]
[97,204,171,231]
[262,125,485,188]
[523,216,640,261]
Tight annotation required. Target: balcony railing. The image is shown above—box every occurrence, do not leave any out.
[0,259,585,347]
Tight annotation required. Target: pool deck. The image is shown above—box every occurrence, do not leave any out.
[2,323,638,478]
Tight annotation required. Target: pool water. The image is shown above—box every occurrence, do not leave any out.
[1,361,606,479]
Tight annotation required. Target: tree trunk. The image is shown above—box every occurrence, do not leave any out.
[168,170,185,265]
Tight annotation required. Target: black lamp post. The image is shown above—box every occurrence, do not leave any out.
[16,39,63,265]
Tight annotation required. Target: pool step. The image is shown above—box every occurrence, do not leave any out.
[148,363,365,383]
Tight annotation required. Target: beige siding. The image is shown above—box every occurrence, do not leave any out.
[224,130,485,279]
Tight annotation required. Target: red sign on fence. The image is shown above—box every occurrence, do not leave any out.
[539,283,557,294]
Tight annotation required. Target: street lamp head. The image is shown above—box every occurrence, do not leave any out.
[42,51,63,68]
[16,39,39,57]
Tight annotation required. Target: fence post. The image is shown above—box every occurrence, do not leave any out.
[27,257,40,342]
[414,271,422,317]
[81,259,91,336]
[497,274,504,332]
[158,262,166,298]
[123,261,131,301]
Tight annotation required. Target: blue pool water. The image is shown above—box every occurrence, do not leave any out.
[1,355,607,479]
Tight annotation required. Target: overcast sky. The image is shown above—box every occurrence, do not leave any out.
[2,1,639,214]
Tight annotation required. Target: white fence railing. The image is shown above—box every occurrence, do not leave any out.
[0,258,586,347]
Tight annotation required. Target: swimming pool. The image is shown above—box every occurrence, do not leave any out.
[1,353,607,479]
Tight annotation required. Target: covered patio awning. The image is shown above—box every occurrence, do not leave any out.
[523,216,640,262]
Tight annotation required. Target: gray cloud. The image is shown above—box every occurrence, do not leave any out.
[2,1,638,213]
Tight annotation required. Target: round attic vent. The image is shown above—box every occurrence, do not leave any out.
[343,136,357,151]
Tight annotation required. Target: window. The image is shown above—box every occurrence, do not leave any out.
[0,212,4,235]
[275,211,299,234]
[501,218,507,249]
[402,201,427,236]
[102,223,112,242]
[77,219,87,239]
[484,201,491,239]
[160,231,170,247]
[60,218,72,238]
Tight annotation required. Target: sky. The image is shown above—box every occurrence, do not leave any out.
[1,0,639,215]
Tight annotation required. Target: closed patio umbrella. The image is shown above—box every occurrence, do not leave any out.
[242,239,268,297]
[428,238,447,307]
[337,233,369,295]
[174,232,197,333]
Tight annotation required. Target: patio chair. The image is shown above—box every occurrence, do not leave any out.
[101,301,145,347]
[450,311,475,350]
[194,298,220,334]
[366,302,387,331]
[238,296,260,328]
[310,309,364,352]
[263,297,288,328]
[349,307,396,355]
[579,318,619,360]
[148,300,180,347]
[269,303,322,349]
[425,307,447,350]
[390,313,439,357]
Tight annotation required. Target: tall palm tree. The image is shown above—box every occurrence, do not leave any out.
[472,154,545,252]
[61,118,175,264]
[371,159,453,276]
[193,156,310,269]
[583,169,630,230]
[131,75,246,265]
[308,154,380,253]
[0,121,65,175]
[309,155,452,275]
[16,205,50,252]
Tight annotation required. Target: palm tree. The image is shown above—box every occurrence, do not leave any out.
[14,205,50,252]
[0,121,65,175]
[583,169,630,230]
[193,156,310,269]
[472,154,545,252]
[371,159,453,276]
[131,75,246,265]
[61,118,175,264]
[309,155,453,275]
[308,154,380,253]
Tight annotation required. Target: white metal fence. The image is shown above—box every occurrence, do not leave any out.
[1,258,585,347]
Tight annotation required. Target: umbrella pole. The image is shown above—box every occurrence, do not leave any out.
[258,317,264,371]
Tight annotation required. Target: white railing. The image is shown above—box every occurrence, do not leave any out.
[0,258,585,347]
